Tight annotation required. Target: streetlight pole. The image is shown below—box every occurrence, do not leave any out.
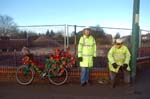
[131,0,140,82]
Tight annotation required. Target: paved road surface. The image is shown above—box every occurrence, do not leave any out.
[0,66,150,99]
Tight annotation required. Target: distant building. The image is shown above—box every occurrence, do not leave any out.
[0,37,28,52]
[32,35,61,47]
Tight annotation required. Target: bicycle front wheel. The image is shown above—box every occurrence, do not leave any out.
[16,65,35,85]
[48,67,68,86]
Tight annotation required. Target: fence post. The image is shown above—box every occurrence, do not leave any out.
[67,24,69,48]
[74,25,78,66]
[14,49,17,67]
[64,24,67,51]
[74,25,77,56]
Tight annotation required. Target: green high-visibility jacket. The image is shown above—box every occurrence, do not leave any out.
[78,35,96,67]
[107,45,131,73]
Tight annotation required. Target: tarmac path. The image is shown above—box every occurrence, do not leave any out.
[0,65,150,99]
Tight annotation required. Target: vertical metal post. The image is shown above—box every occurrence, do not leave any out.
[138,29,141,57]
[14,49,17,67]
[74,25,77,66]
[67,25,69,48]
[139,29,141,48]
[74,25,77,56]
[131,0,140,82]
[64,24,67,51]
[27,32,29,47]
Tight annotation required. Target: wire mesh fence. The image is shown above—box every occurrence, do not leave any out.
[0,24,150,68]
[0,24,150,83]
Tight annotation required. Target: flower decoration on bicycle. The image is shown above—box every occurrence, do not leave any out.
[48,48,75,76]
[22,55,33,64]
[16,47,75,86]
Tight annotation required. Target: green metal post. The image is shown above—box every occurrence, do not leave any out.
[131,0,140,82]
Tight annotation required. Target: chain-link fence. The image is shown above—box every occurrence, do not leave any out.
[0,25,150,67]
[0,24,150,83]
[0,24,67,67]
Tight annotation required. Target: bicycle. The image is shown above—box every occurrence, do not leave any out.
[16,48,75,86]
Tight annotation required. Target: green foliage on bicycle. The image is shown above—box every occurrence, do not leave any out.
[23,65,30,76]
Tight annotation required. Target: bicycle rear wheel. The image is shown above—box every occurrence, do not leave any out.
[48,67,68,86]
[16,65,35,85]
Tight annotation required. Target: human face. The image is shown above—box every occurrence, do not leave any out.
[84,29,90,37]
[115,43,122,49]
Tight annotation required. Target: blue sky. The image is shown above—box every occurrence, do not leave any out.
[0,0,150,36]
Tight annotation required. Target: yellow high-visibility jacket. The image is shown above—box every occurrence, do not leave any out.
[78,35,96,67]
[107,45,131,73]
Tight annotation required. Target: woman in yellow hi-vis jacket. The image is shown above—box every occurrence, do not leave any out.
[78,28,96,87]
[107,39,131,88]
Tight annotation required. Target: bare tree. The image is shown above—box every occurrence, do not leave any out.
[0,15,17,37]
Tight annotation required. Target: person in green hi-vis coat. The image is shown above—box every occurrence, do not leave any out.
[107,39,131,88]
[78,28,96,87]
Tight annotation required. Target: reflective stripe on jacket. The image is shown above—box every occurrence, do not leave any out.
[107,45,131,73]
[78,35,96,67]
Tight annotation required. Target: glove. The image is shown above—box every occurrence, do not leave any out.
[112,63,118,69]
[78,57,83,62]
[93,57,96,61]
[123,64,128,69]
